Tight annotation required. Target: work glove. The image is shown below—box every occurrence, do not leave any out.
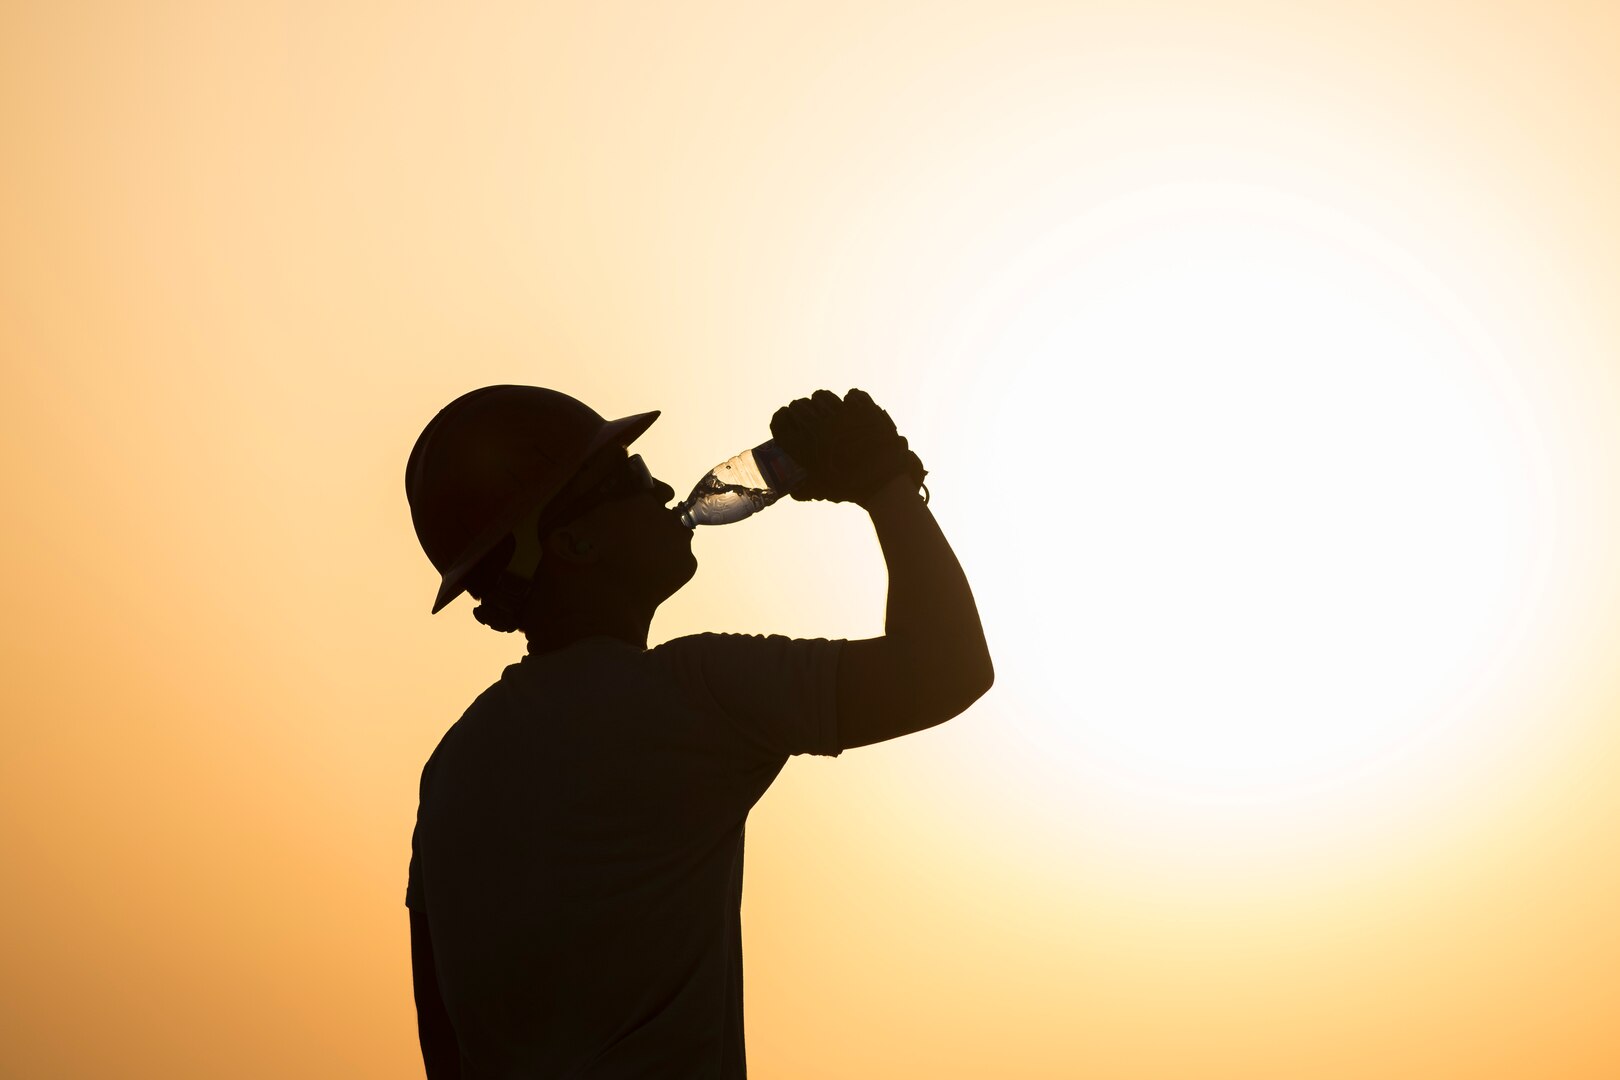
[769,388,928,506]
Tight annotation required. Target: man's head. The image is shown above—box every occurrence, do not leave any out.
[406,385,693,640]
[463,446,696,637]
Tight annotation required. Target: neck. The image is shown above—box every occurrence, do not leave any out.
[524,593,654,657]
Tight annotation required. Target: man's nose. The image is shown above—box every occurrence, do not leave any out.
[655,479,675,504]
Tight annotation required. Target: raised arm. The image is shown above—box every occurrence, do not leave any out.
[836,474,993,747]
[768,388,992,750]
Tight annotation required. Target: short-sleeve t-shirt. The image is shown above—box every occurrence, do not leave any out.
[406,632,845,1079]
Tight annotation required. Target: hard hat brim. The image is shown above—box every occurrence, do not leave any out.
[429,408,661,614]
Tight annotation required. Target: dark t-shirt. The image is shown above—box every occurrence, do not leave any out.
[406,632,845,1078]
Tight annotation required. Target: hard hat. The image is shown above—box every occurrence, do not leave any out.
[405,385,659,615]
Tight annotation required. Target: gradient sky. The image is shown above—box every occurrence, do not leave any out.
[4,2,1619,1077]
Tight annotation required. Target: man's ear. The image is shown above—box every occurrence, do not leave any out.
[546,525,599,565]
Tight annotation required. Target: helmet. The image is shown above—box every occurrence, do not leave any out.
[406,385,659,616]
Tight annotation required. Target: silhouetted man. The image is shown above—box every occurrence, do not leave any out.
[404,386,992,1077]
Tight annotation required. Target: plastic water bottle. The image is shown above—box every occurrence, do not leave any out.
[678,440,808,528]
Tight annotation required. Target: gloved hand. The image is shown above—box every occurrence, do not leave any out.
[769,388,927,506]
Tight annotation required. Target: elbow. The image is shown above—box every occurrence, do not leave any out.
[945,652,994,717]
[968,638,994,698]
[886,639,994,728]
[969,655,994,704]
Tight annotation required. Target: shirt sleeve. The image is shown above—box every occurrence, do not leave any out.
[655,632,846,759]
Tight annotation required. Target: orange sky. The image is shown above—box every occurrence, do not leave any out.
[4,2,1619,1077]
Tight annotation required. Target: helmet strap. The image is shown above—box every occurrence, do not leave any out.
[476,504,545,632]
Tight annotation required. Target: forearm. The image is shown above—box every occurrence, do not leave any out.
[860,474,993,700]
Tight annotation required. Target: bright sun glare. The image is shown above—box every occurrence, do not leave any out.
[935,181,1552,826]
